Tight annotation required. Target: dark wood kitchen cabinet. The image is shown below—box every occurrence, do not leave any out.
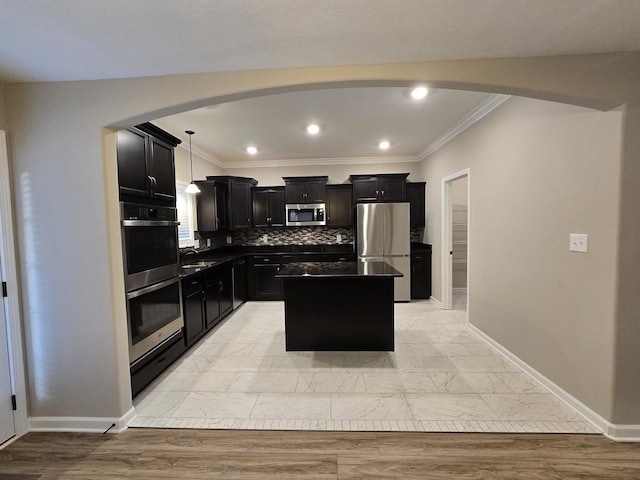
[116,123,181,205]
[407,182,426,227]
[252,187,285,227]
[411,246,432,299]
[283,176,327,204]
[206,176,257,230]
[326,184,353,227]
[204,265,233,329]
[195,180,228,231]
[350,173,408,203]
[248,256,283,300]
[182,275,207,346]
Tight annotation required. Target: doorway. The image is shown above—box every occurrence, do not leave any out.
[0,130,28,445]
[441,169,470,311]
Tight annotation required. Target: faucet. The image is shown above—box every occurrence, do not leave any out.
[180,248,198,263]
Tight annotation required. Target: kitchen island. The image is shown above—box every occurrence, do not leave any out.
[275,261,402,351]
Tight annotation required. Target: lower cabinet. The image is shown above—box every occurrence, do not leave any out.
[183,275,206,346]
[182,265,233,348]
[411,247,432,299]
[248,256,283,300]
[130,331,186,398]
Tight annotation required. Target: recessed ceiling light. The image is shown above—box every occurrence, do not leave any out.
[410,86,429,100]
[378,140,390,150]
[306,123,320,135]
[246,146,258,155]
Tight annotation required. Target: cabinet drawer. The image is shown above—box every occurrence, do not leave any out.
[131,332,185,398]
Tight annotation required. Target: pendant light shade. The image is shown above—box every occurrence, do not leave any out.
[185,130,200,194]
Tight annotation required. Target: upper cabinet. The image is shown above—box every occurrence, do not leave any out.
[283,176,328,204]
[252,187,285,228]
[116,123,181,205]
[407,182,426,227]
[195,180,228,232]
[204,176,257,230]
[326,184,353,227]
[350,173,408,203]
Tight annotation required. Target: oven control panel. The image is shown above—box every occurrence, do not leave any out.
[121,202,177,221]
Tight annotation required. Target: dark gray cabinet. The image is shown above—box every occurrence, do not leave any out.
[204,265,233,328]
[407,182,426,227]
[252,187,285,227]
[283,176,327,204]
[326,184,353,227]
[183,275,206,346]
[411,246,432,299]
[205,176,257,230]
[350,173,409,203]
[195,180,227,232]
[248,256,283,300]
[116,123,181,205]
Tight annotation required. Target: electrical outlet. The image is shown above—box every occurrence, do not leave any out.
[206,238,211,247]
[193,239,200,248]
[262,234,268,243]
[569,233,588,253]
[226,236,232,244]
[336,234,342,242]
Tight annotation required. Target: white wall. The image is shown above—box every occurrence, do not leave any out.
[0,82,7,130]
[174,143,224,184]
[421,97,623,419]
[3,55,639,429]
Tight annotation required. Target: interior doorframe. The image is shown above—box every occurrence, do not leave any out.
[441,168,471,311]
[0,130,29,442]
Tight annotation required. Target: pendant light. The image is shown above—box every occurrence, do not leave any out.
[185,130,200,194]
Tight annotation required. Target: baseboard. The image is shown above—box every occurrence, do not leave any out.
[430,296,442,308]
[468,324,640,442]
[452,288,467,295]
[29,406,136,434]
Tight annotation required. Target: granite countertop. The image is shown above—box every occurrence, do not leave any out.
[275,261,403,279]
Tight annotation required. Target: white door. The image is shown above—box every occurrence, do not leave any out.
[0,255,15,444]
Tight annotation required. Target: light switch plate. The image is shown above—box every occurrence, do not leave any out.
[336,234,342,242]
[226,236,232,244]
[569,233,588,253]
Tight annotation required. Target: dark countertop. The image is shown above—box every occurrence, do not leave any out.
[179,244,356,278]
[275,261,402,279]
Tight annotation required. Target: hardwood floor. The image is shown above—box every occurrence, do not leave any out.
[1,430,639,479]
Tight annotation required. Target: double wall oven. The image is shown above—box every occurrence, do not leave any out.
[121,202,183,364]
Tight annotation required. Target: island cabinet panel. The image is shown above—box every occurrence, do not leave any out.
[407,182,426,227]
[282,277,394,351]
[195,181,227,232]
[350,173,409,203]
[283,176,328,204]
[326,184,353,227]
[247,256,283,300]
[116,123,181,205]
[252,187,285,227]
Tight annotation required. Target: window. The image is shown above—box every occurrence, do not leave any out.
[176,182,196,248]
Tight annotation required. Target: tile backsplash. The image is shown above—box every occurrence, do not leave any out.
[192,225,423,252]
[196,226,353,248]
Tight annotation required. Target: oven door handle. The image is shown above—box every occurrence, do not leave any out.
[121,220,180,227]
[126,277,180,299]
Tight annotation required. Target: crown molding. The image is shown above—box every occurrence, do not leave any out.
[222,155,420,169]
[418,94,511,160]
[176,142,226,168]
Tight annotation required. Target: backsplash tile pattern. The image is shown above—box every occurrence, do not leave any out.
[410,227,424,243]
[193,227,353,249]
[233,227,353,246]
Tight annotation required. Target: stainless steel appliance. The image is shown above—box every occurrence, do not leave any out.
[121,202,180,291]
[356,203,411,301]
[126,277,183,364]
[121,201,183,364]
[285,203,326,226]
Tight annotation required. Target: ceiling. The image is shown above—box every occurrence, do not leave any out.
[4,1,638,166]
[1,1,640,83]
[154,87,495,166]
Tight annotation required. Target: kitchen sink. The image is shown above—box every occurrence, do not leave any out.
[182,261,218,268]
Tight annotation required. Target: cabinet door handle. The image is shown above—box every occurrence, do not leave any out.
[381,190,385,196]
[148,175,154,191]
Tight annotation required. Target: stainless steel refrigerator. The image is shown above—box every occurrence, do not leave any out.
[356,203,411,301]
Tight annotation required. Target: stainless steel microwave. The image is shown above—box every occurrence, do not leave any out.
[285,203,326,226]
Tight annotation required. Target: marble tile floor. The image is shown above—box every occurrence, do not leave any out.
[131,298,598,434]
